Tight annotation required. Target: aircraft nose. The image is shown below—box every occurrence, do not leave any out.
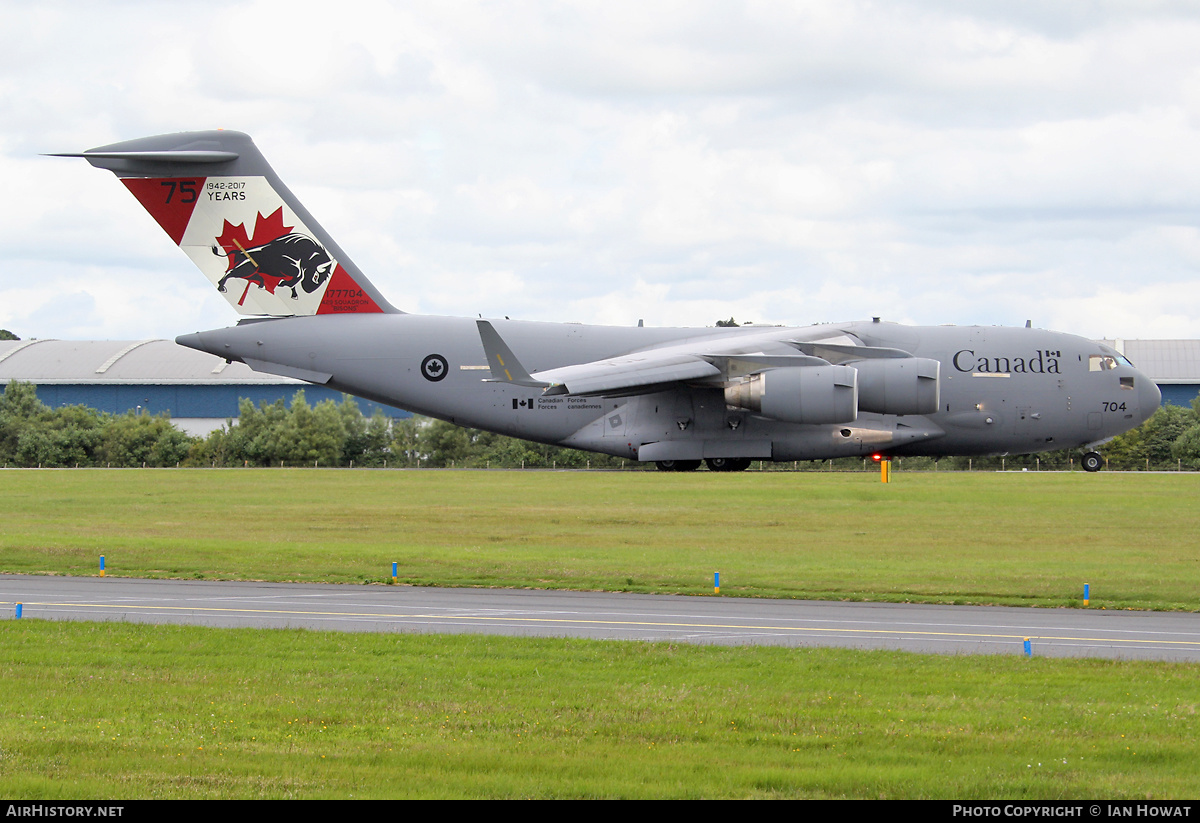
[1138,371,1162,422]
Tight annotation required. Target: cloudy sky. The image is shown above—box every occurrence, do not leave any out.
[4,0,1200,341]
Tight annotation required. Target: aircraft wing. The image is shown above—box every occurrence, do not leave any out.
[791,342,913,362]
[478,321,851,397]
[534,352,722,396]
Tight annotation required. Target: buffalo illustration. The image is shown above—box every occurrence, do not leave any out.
[212,233,334,301]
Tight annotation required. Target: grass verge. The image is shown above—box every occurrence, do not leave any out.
[2,620,1198,799]
[2,469,1199,609]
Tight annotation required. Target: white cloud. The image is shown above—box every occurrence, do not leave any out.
[2,0,1200,341]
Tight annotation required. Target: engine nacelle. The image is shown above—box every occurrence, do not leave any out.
[724,365,858,424]
[854,357,940,416]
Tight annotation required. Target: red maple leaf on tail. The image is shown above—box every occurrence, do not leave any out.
[213,208,296,305]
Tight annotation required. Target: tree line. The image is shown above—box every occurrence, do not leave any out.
[3,379,1200,470]
[0,380,629,469]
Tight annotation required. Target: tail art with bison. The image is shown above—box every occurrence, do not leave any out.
[54,131,396,317]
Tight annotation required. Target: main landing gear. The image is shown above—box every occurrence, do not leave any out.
[653,458,753,472]
[705,457,752,472]
[1081,451,1104,473]
[655,459,701,472]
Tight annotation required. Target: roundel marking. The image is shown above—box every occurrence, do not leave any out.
[421,354,449,382]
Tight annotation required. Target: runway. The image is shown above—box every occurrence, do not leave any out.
[3,574,1199,661]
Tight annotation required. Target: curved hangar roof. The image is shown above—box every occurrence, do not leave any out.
[0,339,301,386]
[1101,339,1200,384]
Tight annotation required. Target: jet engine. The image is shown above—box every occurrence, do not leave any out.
[724,365,858,424]
[853,357,940,416]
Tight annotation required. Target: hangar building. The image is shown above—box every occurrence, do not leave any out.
[1100,339,1200,408]
[0,338,410,435]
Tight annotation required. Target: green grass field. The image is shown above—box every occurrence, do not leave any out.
[3,620,1199,799]
[3,468,1200,798]
[2,468,1199,609]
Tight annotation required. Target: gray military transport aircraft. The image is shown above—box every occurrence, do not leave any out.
[58,130,1160,472]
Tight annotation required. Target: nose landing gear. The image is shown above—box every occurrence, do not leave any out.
[1081,451,1104,473]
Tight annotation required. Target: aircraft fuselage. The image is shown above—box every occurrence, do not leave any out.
[178,315,1160,463]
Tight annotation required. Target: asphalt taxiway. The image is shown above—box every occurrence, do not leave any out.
[3,574,1199,661]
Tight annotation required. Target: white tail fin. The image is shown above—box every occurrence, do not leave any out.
[55,130,396,317]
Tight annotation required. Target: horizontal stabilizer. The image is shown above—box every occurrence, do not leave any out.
[47,150,239,165]
[476,321,550,388]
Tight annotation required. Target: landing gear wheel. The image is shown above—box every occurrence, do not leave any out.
[706,457,752,472]
[1081,452,1103,473]
[656,460,701,472]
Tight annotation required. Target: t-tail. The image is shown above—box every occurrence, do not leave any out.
[52,130,397,317]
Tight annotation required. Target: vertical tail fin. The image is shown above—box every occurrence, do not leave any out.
[53,130,397,317]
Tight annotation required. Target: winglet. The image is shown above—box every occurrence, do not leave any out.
[476,321,551,388]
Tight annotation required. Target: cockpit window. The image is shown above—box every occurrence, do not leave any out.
[1089,354,1118,371]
